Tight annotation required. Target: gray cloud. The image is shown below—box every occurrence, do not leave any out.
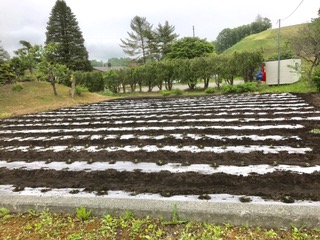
[0,0,318,61]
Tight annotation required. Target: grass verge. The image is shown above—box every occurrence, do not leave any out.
[0,208,319,239]
[0,81,111,118]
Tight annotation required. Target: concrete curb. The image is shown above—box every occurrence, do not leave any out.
[1,195,320,228]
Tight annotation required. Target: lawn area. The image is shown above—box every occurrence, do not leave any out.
[0,81,110,118]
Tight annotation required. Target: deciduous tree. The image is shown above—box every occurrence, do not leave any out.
[37,43,70,96]
[166,37,214,59]
[14,40,41,76]
[291,16,320,82]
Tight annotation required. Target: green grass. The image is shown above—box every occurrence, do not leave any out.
[0,81,110,118]
[260,80,317,93]
[223,24,306,59]
[1,208,319,239]
[0,79,318,119]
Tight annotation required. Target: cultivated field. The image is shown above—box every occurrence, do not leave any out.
[0,93,320,203]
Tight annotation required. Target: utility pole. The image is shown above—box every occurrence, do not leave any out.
[192,26,195,37]
[277,19,281,86]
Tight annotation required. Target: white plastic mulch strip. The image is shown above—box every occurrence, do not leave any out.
[2,116,320,128]
[0,161,318,176]
[0,185,319,205]
[0,124,305,134]
[0,134,302,142]
[0,145,312,154]
[19,106,315,118]
[2,110,320,124]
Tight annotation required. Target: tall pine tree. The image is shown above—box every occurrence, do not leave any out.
[45,0,92,71]
[120,16,153,64]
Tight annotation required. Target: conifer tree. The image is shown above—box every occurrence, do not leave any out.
[45,0,92,71]
[120,16,153,64]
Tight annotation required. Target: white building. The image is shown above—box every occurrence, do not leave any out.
[265,59,301,85]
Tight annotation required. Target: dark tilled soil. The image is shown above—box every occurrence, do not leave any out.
[0,93,320,201]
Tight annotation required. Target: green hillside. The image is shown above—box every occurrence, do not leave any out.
[222,23,306,59]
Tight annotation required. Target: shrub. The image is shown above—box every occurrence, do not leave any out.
[172,88,183,96]
[312,66,320,91]
[221,84,237,93]
[204,87,215,94]
[160,90,171,96]
[238,82,259,92]
[221,82,259,94]
[75,85,89,96]
[11,83,23,92]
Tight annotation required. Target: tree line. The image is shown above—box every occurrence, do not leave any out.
[215,15,272,54]
[0,0,319,94]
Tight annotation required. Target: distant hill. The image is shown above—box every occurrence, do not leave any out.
[222,23,306,60]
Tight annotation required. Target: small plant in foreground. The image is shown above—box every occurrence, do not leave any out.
[69,189,80,194]
[156,160,166,166]
[211,162,219,169]
[163,204,187,225]
[239,196,252,203]
[198,193,211,200]
[76,206,92,222]
[87,158,94,164]
[11,83,23,92]
[109,159,116,164]
[291,224,309,239]
[13,185,25,192]
[310,128,320,134]
[0,207,11,220]
[304,162,311,167]
[281,195,295,203]
[66,158,73,164]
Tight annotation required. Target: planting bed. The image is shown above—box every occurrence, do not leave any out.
[0,93,320,203]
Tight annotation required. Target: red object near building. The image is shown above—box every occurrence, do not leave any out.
[261,63,266,82]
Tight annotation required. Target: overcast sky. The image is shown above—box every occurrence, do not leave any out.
[0,0,318,61]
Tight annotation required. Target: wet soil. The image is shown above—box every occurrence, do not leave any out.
[0,93,320,201]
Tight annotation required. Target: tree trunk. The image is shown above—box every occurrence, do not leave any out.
[51,81,58,96]
[204,78,209,89]
[71,76,75,98]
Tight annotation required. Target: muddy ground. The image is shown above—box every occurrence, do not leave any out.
[0,93,319,202]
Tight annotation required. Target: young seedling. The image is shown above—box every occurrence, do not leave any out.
[281,195,295,203]
[69,189,80,194]
[66,158,73,164]
[96,190,107,196]
[87,158,94,164]
[156,160,166,166]
[13,186,25,192]
[0,208,11,220]
[198,193,211,200]
[45,158,52,164]
[76,206,92,222]
[163,204,188,225]
[239,196,252,203]
[211,162,219,169]
[109,159,116,164]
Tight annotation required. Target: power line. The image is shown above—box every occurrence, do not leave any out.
[282,0,304,21]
